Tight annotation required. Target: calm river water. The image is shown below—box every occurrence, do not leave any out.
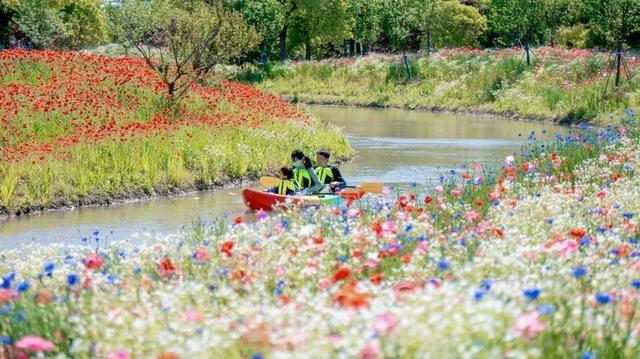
[0,105,564,249]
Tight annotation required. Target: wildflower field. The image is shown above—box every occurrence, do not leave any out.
[1,108,639,357]
[242,47,640,125]
[0,50,351,217]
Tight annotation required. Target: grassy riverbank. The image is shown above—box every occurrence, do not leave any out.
[0,50,351,217]
[0,111,638,356]
[241,48,640,124]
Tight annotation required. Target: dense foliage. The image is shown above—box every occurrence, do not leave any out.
[3,0,640,61]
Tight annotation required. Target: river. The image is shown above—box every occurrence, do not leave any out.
[0,105,564,249]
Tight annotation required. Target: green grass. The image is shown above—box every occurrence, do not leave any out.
[238,48,640,125]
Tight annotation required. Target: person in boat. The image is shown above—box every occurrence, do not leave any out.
[291,149,323,193]
[314,149,346,192]
[267,166,299,195]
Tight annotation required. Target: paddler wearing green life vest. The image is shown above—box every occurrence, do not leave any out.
[315,149,346,191]
[291,149,323,193]
[267,166,299,195]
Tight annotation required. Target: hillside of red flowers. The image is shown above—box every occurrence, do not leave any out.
[0,50,309,164]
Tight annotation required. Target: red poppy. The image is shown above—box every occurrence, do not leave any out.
[220,241,235,257]
[332,267,351,282]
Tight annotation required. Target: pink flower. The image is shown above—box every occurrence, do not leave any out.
[451,189,463,197]
[318,277,332,290]
[556,240,579,257]
[360,340,381,359]
[107,350,131,359]
[83,255,104,271]
[0,289,16,304]
[512,311,545,339]
[183,309,204,323]
[192,248,210,263]
[363,259,379,270]
[373,313,399,335]
[347,208,361,217]
[464,210,480,221]
[15,335,55,352]
[382,187,391,195]
[435,185,444,193]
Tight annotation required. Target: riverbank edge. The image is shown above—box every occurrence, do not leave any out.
[0,152,353,220]
[287,96,586,126]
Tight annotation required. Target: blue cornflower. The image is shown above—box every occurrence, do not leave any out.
[481,280,493,291]
[537,304,554,315]
[473,290,485,301]
[250,354,264,359]
[43,263,55,277]
[67,274,79,286]
[437,259,450,271]
[405,224,413,232]
[595,293,611,304]
[581,351,594,359]
[16,281,30,293]
[523,288,541,300]
[133,267,141,274]
[1,272,15,289]
[0,336,10,345]
[546,218,554,225]
[92,230,99,236]
[572,267,588,279]
[631,280,640,289]
[623,211,634,219]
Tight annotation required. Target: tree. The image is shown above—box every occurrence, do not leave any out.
[0,0,108,49]
[584,0,640,47]
[113,0,260,101]
[487,0,551,64]
[347,0,383,55]
[288,0,351,60]
[430,0,487,48]
[232,0,285,63]
[381,0,420,80]
[583,0,640,87]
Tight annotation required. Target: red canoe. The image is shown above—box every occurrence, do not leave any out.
[242,188,364,211]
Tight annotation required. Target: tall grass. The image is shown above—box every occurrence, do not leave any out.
[239,48,640,124]
[0,120,351,215]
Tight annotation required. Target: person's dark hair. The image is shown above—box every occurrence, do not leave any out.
[302,155,313,169]
[316,149,330,159]
[280,166,294,179]
[291,149,305,160]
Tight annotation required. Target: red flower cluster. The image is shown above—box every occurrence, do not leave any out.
[0,50,309,163]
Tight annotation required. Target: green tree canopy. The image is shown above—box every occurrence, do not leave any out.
[1,0,107,49]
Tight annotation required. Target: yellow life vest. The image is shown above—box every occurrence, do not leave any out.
[276,179,297,195]
[314,166,334,184]
[293,168,312,189]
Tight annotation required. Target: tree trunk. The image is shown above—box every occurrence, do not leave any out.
[355,42,361,56]
[279,26,288,62]
[260,42,268,67]
[615,41,623,87]
[343,40,349,57]
[363,43,370,56]
[349,39,355,57]
[425,28,432,55]
[524,36,531,66]
[402,49,411,82]
[305,38,312,60]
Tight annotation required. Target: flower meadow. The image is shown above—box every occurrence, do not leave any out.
[0,50,351,216]
[243,47,640,125]
[1,113,639,358]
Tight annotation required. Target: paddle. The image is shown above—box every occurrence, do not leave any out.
[259,176,382,193]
